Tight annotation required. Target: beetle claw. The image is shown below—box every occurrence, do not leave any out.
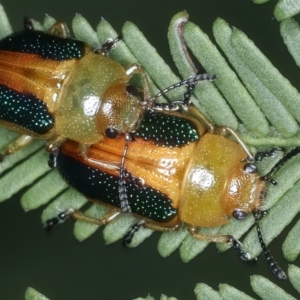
[44,209,74,231]
[230,237,252,262]
[123,220,145,245]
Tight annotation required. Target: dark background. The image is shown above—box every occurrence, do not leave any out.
[0,0,300,299]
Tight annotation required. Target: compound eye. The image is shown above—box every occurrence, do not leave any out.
[126,85,143,101]
[105,127,119,139]
[233,210,247,220]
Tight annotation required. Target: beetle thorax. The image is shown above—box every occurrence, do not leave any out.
[55,52,131,144]
[179,133,263,228]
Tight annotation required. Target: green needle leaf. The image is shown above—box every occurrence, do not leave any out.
[21,170,68,211]
[168,12,238,129]
[72,14,101,49]
[280,18,300,68]
[183,21,269,136]
[74,204,108,241]
[231,27,300,123]
[0,149,49,202]
[122,21,186,101]
[274,0,300,21]
[194,283,222,300]
[0,4,12,38]
[288,265,300,293]
[213,18,298,137]
[250,275,297,299]
[283,220,300,262]
[219,284,255,300]
[25,287,50,300]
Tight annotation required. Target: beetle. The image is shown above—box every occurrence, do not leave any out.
[0,20,214,162]
[47,106,287,280]
[0,20,153,159]
[0,20,214,212]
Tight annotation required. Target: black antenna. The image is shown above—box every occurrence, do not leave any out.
[148,73,216,105]
[253,210,287,280]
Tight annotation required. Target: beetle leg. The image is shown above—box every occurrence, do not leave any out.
[187,226,253,262]
[95,37,121,55]
[47,22,71,38]
[23,17,35,31]
[123,220,181,245]
[45,208,121,230]
[123,220,146,245]
[188,226,235,243]
[71,208,121,225]
[46,135,66,152]
[144,221,181,232]
[0,135,34,160]
[45,209,73,230]
[125,64,151,101]
[77,143,120,170]
[23,18,71,38]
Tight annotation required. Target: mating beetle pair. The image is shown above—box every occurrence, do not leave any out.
[0,18,287,279]
[0,18,213,211]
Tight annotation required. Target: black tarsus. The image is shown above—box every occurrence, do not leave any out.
[95,36,121,54]
[45,209,73,231]
[230,237,256,263]
[123,220,145,245]
[23,17,34,31]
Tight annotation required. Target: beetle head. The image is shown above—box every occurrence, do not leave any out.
[96,83,144,139]
[223,161,266,219]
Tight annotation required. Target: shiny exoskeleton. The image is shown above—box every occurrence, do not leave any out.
[0,20,215,213]
[0,21,151,156]
[0,20,214,161]
[48,108,287,280]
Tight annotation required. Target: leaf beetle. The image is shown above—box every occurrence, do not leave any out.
[48,102,287,280]
[0,19,213,162]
